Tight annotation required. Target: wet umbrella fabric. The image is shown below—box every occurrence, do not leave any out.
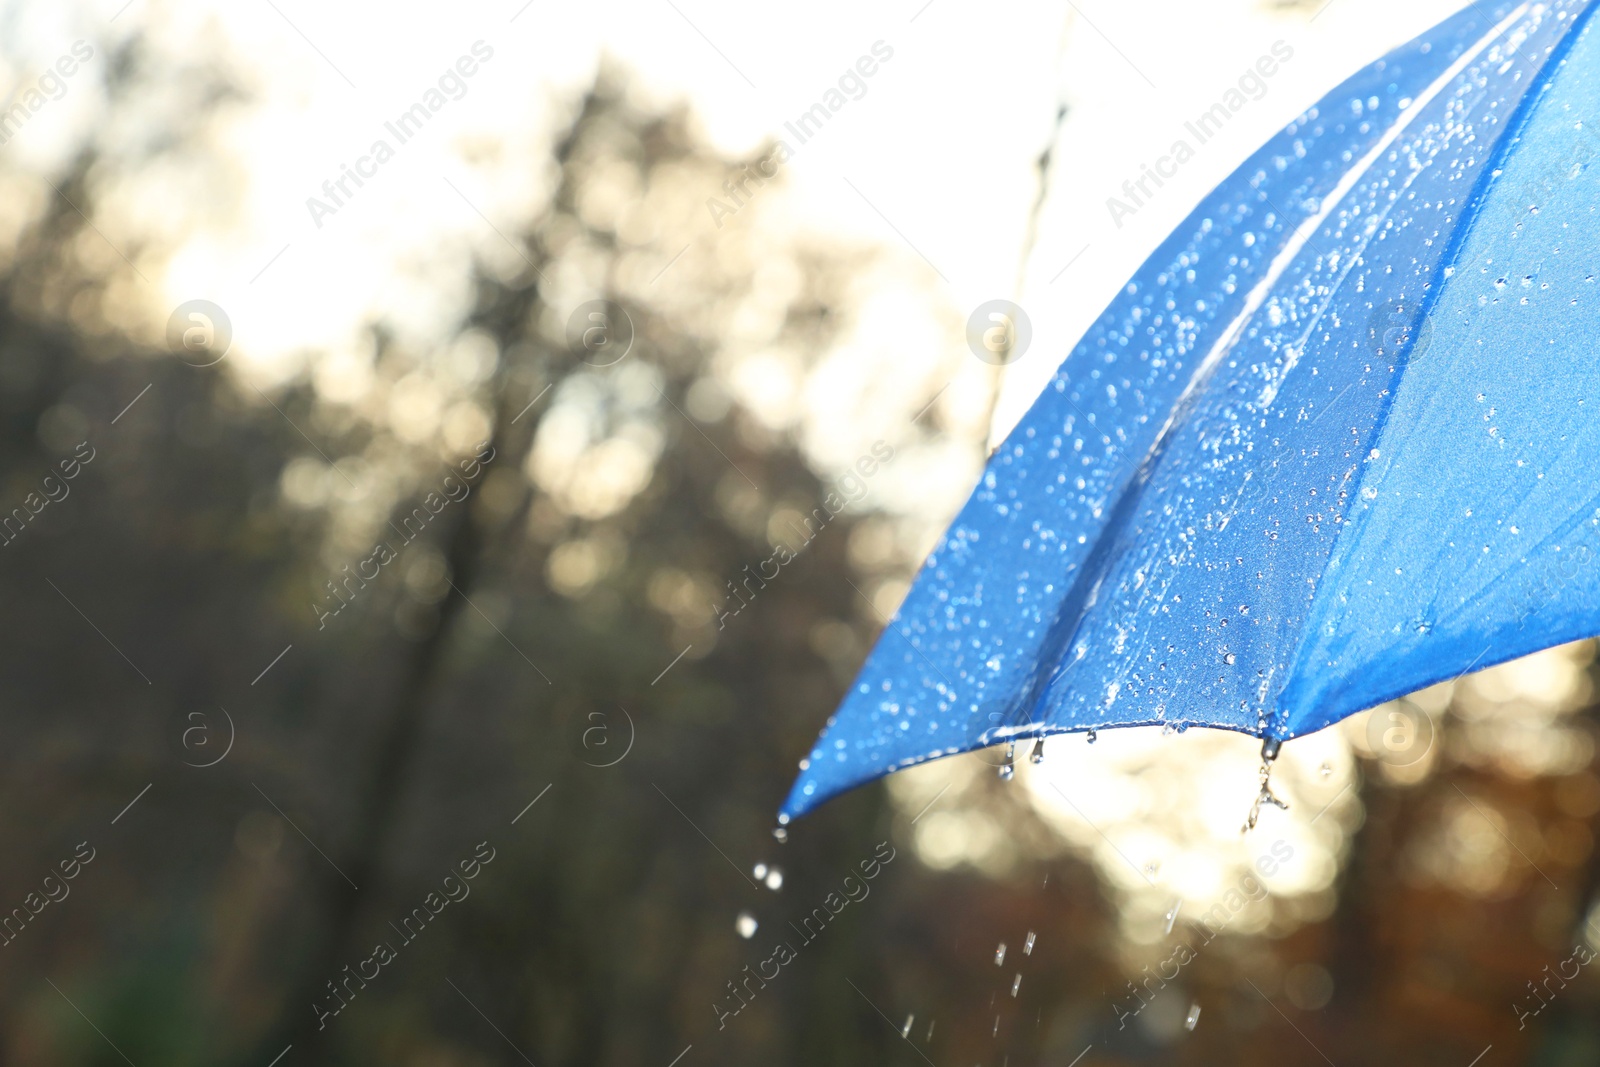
[783,0,1600,821]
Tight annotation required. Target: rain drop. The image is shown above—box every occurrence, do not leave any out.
[753,863,768,880]
[736,911,758,938]
[1086,729,1098,744]
[765,868,784,891]
[901,1014,914,1039]
[772,826,789,843]
[1011,973,1023,997]
[995,942,1007,966]
[1223,652,1237,666]
[1186,1003,1202,1031]
[1164,900,1183,934]
[1024,931,1037,955]
[998,742,1016,780]
[1030,738,1046,764]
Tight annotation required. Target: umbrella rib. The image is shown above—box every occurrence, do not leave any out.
[1260,3,1600,726]
[1011,6,1534,741]
[1195,3,1530,425]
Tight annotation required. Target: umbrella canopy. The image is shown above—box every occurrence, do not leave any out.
[783,0,1600,822]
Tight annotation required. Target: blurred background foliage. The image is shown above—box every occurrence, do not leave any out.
[2,13,1600,1067]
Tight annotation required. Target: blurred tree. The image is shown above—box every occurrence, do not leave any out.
[2,25,1600,1067]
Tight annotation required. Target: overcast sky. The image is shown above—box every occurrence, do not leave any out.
[0,0,1470,439]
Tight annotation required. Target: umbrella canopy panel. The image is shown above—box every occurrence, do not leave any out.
[1284,9,1600,730]
[783,0,1600,822]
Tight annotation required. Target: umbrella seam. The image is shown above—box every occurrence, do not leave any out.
[1015,1,1544,742]
[1278,0,1600,733]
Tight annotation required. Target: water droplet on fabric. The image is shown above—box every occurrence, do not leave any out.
[1320,762,1333,777]
[736,911,758,938]
[1030,738,1046,764]
[1223,652,1237,665]
[998,742,1016,780]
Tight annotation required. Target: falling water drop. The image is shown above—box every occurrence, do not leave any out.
[998,741,1016,780]
[736,911,758,938]
[901,1014,914,1039]
[772,826,788,843]
[994,942,1007,966]
[1011,973,1022,997]
[1030,738,1046,764]
[753,863,768,880]
[765,868,784,891]
[1086,729,1098,744]
[1024,931,1037,955]
[1319,761,1333,778]
[926,1019,936,1041]
[1185,1003,1202,1031]
[1165,900,1183,934]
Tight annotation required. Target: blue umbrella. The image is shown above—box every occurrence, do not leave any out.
[782,0,1600,824]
